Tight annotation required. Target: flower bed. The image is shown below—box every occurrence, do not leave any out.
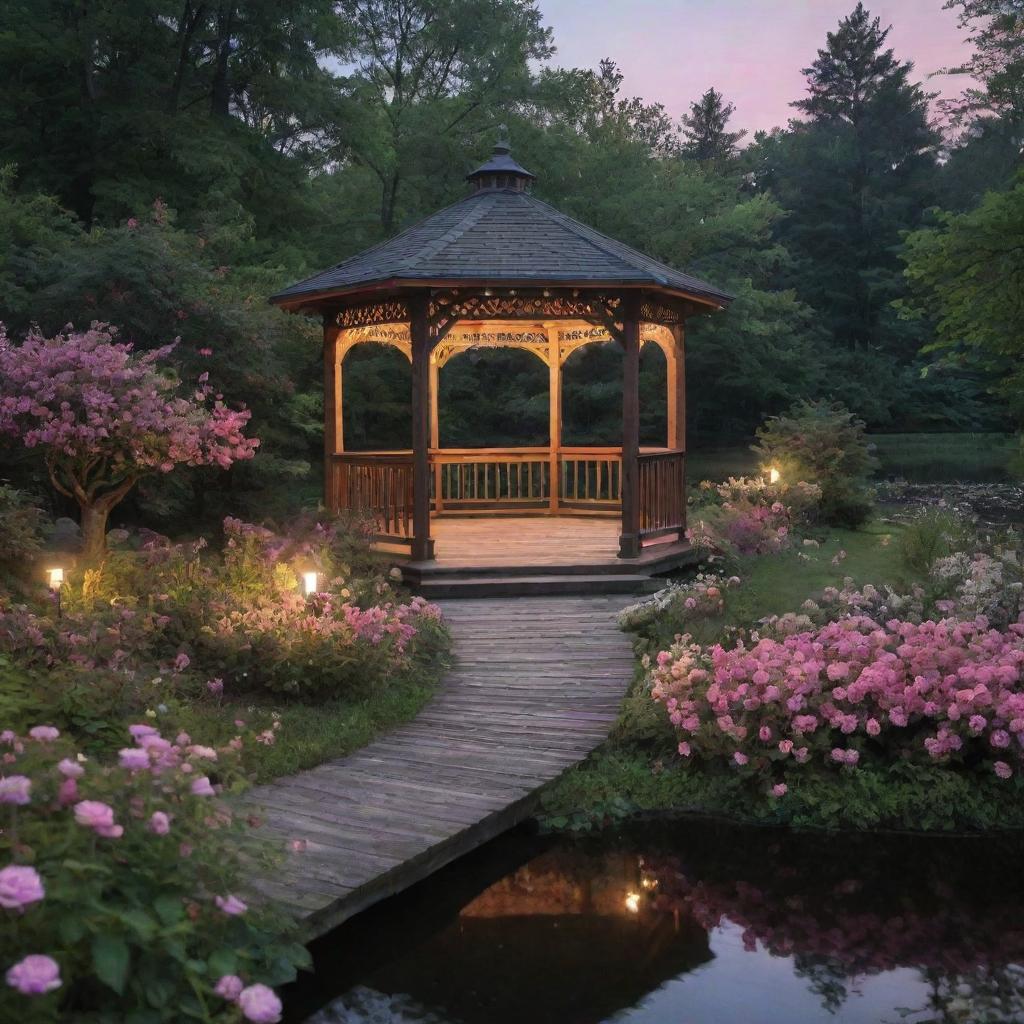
[650,613,1024,793]
[0,723,307,1022]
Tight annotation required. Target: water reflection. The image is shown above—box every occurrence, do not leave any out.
[294,822,1024,1024]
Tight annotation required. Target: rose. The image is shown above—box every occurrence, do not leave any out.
[214,894,247,915]
[73,800,123,838]
[0,775,31,805]
[0,865,45,910]
[5,955,61,995]
[238,984,282,1023]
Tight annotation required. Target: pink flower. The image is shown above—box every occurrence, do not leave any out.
[969,715,987,733]
[677,741,691,757]
[793,747,809,763]
[0,775,31,805]
[119,747,150,771]
[238,984,282,1023]
[758,726,773,742]
[207,678,224,697]
[187,745,217,761]
[5,954,60,995]
[994,761,1013,779]
[215,975,244,1001]
[128,724,159,740]
[770,783,788,798]
[28,726,59,742]
[214,894,247,915]
[173,652,190,672]
[73,800,123,838]
[866,718,881,737]
[148,811,171,835]
[190,776,215,797]
[733,751,749,766]
[778,739,793,754]
[0,865,45,910]
[58,778,78,806]
[56,758,83,779]
[991,730,1011,749]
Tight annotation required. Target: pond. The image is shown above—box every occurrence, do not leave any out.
[286,819,1024,1024]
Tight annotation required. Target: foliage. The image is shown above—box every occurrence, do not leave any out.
[901,176,1024,423]
[0,487,46,591]
[0,324,258,558]
[899,507,976,573]
[0,724,308,1022]
[753,400,877,527]
[679,87,746,164]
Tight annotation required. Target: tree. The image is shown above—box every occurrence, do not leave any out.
[753,4,940,361]
[0,324,258,559]
[941,0,1024,135]
[680,88,746,163]
[900,174,1024,421]
[330,0,554,233]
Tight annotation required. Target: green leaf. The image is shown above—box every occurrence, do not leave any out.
[92,933,131,995]
[207,949,238,978]
[153,894,184,926]
[118,909,157,940]
[59,915,86,945]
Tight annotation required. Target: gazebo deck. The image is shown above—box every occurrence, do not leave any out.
[386,516,697,597]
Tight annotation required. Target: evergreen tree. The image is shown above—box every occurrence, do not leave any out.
[763,3,940,357]
[680,88,746,163]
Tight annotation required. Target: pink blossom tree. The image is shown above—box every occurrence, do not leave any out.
[0,323,258,560]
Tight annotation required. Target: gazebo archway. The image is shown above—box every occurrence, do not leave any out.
[271,134,732,567]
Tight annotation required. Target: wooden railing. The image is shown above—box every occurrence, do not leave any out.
[558,447,622,509]
[327,447,686,544]
[330,452,415,541]
[431,448,550,510]
[638,449,686,536]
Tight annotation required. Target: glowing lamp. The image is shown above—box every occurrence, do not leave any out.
[624,892,640,914]
[302,571,319,597]
[767,466,781,485]
[46,567,65,590]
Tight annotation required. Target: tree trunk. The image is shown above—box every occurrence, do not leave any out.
[79,502,110,563]
[210,3,235,119]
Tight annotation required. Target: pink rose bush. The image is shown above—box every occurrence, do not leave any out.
[0,513,448,714]
[650,612,1024,791]
[0,724,307,1022]
[686,477,821,560]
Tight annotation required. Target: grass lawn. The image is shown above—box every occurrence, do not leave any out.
[173,648,450,784]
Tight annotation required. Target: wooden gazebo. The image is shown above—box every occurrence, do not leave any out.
[270,135,732,574]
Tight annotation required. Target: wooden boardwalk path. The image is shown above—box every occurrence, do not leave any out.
[248,594,635,938]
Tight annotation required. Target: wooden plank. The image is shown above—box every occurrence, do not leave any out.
[245,592,637,938]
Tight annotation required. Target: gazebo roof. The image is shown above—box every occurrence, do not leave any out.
[270,138,733,311]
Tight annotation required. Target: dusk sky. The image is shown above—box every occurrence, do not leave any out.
[538,0,974,133]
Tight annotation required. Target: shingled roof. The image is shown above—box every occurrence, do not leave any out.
[270,139,733,309]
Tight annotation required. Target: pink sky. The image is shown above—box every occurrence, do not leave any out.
[539,0,973,133]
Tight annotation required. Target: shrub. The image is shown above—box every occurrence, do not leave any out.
[0,486,47,593]
[649,613,1024,796]
[0,723,308,1022]
[899,506,974,574]
[618,572,739,642]
[753,400,877,527]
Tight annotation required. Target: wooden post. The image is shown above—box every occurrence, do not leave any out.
[547,326,561,513]
[619,298,641,558]
[410,296,433,561]
[430,356,443,513]
[669,324,687,540]
[667,325,686,451]
[323,320,342,511]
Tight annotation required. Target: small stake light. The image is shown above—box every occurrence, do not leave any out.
[46,566,65,619]
[767,466,781,485]
[302,571,319,597]
[624,892,640,914]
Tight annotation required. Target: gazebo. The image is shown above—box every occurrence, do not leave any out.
[270,135,732,578]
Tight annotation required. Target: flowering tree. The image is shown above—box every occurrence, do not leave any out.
[0,323,258,560]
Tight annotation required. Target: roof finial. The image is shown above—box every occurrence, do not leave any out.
[465,125,536,192]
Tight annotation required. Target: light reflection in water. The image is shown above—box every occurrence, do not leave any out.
[293,822,1024,1024]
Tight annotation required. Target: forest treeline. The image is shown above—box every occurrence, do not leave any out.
[0,0,1022,529]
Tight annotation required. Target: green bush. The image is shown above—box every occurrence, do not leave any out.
[899,507,974,574]
[0,485,47,593]
[753,400,877,527]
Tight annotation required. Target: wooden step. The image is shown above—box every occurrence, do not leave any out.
[416,574,659,599]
